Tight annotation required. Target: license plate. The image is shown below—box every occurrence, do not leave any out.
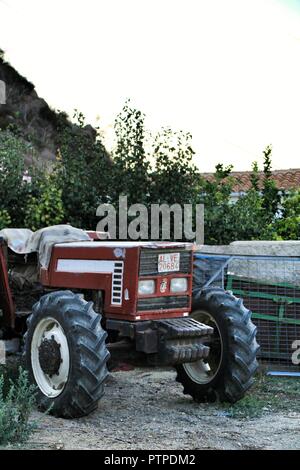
[158,253,180,273]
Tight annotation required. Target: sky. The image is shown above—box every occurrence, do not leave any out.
[0,0,300,172]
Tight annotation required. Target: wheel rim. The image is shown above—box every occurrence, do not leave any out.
[183,309,223,385]
[31,317,70,398]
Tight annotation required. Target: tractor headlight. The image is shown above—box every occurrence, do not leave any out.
[138,279,155,295]
[170,277,188,293]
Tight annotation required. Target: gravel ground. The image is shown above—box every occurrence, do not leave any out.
[17,367,300,450]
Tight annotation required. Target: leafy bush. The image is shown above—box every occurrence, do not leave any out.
[0,130,32,226]
[262,145,281,222]
[57,111,111,228]
[1,100,298,243]
[0,368,36,446]
[198,164,234,244]
[273,190,300,240]
[112,100,151,206]
[199,150,283,244]
[24,168,64,231]
[0,209,11,230]
[151,127,199,206]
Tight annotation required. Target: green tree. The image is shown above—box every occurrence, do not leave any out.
[112,100,150,205]
[198,159,278,244]
[56,111,111,228]
[227,189,274,241]
[151,128,199,205]
[261,145,280,222]
[0,129,31,226]
[224,159,275,242]
[199,164,234,244]
[0,209,11,230]
[24,169,64,231]
[273,190,300,240]
[250,161,260,191]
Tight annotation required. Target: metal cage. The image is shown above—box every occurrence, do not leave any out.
[194,252,300,374]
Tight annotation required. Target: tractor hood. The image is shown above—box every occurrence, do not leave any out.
[0,225,194,270]
[56,240,194,249]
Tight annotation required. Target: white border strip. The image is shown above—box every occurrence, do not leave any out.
[56,259,124,306]
[56,259,116,273]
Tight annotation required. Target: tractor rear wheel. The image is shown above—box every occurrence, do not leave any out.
[24,290,110,418]
[175,287,259,403]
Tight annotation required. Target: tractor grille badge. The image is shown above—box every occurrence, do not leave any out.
[160,279,168,293]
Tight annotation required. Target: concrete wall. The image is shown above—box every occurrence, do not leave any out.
[197,240,300,257]
[196,241,300,286]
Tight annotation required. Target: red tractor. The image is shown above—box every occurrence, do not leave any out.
[0,225,258,418]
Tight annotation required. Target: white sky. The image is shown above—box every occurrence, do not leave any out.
[0,0,300,171]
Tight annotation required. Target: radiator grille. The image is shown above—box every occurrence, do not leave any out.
[139,249,192,276]
[137,295,189,311]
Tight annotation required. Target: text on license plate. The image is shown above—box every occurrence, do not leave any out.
[158,253,180,272]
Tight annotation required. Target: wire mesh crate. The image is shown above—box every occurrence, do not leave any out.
[194,253,300,373]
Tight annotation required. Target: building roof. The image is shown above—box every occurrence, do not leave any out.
[202,169,300,193]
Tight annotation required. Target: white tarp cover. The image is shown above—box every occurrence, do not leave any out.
[0,225,91,268]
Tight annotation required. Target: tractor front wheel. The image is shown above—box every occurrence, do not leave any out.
[175,287,259,403]
[24,290,110,418]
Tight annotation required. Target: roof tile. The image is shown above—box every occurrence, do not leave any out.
[202,169,300,192]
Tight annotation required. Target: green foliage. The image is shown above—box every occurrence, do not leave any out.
[24,168,64,231]
[112,101,200,209]
[0,130,31,226]
[112,100,150,205]
[262,145,281,221]
[0,368,37,446]
[0,209,11,230]
[227,189,274,241]
[273,190,300,240]
[199,164,234,244]
[221,374,300,419]
[250,161,260,191]
[231,146,281,242]
[56,111,111,228]
[0,100,297,243]
[151,128,199,205]
[110,102,201,239]
[226,150,281,241]
[196,147,284,244]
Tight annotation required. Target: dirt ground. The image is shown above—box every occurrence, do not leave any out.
[17,366,300,450]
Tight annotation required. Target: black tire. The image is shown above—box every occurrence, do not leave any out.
[176,287,259,403]
[24,290,110,418]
